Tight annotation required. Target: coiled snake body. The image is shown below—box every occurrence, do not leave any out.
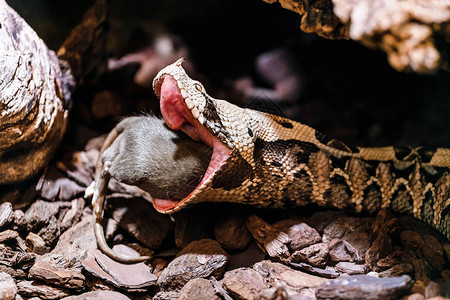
[93,58,450,262]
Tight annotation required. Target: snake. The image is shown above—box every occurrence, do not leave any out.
[92,58,450,262]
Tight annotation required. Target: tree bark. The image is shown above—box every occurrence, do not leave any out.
[263,0,450,73]
[0,0,106,185]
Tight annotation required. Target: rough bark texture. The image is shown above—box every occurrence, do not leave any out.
[262,0,450,73]
[0,0,107,185]
[57,0,107,84]
[0,0,72,184]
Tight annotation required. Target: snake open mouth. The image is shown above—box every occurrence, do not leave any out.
[153,75,232,212]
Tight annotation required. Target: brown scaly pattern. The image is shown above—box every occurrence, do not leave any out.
[91,59,450,262]
[151,59,450,240]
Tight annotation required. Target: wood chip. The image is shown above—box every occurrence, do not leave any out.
[323,217,373,263]
[316,274,413,300]
[0,202,14,229]
[0,272,17,300]
[227,242,266,271]
[222,268,268,300]
[26,232,50,255]
[178,278,220,300]
[253,260,329,295]
[214,213,251,251]
[292,242,329,267]
[61,290,131,300]
[273,219,321,251]
[108,196,173,250]
[28,256,85,289]
[157,239,228,290]
[82,246,156,290]
[335,262,367,275]
[174,205,215,249]
[246,215,290,261]
[289,261,340,278]
[0,230,19,243]
[378,263,414,278]
[365,210,396,269]
[17,280,71,300]
[51,216,97,267]
[36,167,86,201]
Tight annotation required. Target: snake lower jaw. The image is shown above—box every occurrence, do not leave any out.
[153,75,232,213]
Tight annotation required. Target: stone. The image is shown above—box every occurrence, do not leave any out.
[0,265,27,279]
[222,268,268,300]
[0,244,35,267]
[30,215,96,286]
[24,200,73,244]
[316,274,413,300]
[0,272,17,300]
[178,278,220,300]
[425,281,443,299]
[157,239,228,290]
[259,287,289,300]
[210,276,234,300]
[59,198,85,232]
[58,150,96,187]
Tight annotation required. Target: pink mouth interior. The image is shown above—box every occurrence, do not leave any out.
[153,76,231,211]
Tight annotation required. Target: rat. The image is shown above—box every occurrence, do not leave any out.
[89,115,211,262]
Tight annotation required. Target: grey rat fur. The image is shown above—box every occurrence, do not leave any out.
[92,115,211,262]
[100,115,211,199]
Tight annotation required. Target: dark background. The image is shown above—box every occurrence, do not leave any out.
[8,0,450,148]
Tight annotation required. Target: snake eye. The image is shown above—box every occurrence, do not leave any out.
[194,83,202,92]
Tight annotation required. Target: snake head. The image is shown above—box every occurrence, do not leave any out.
[153,59,238,148]
[152,58,256,213]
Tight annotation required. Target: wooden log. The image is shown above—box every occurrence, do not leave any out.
[0,0,106,185]
[262,0,450,73]
[0,0,72,184]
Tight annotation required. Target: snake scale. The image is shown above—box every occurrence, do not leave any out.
[92,58,450,262]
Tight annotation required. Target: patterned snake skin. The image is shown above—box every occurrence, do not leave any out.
[92,58,449,262]
[152,58,450,240]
